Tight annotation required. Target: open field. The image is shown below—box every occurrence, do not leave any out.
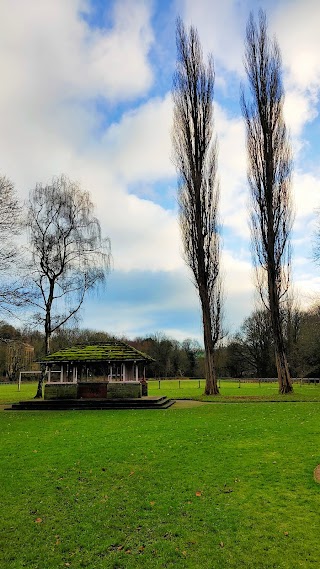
[1,392,320,568]
[2,380,320,405]
[148,379,320,402]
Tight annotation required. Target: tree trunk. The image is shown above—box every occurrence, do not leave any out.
[34,365,46,399]
[275,348,292,393]
[201,293,219,395]
[268,275,293,394]
[34,283,53,398]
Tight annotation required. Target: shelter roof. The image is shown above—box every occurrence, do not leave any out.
[40,341,154,364]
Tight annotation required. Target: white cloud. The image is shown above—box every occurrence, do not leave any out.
[292,171,320,229]
[101,192,182,272]
[284,89,318,139]
[0,0,155,188]
[101,93,175,183]
[181,0,249,75]
[215,104,249,238]
[0,0,153,105]
[273,0,320,92]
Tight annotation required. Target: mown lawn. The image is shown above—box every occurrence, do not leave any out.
[0,401,320,568]
[2,380,320,405]
[149,379,320,402]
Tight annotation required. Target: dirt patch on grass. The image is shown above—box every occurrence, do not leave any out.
[314,465,320,483]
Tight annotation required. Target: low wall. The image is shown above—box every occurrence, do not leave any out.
[44,383,77,400]
[44,381,144,399]
[107,381,142,399]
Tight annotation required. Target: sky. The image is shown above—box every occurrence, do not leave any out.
[1,0,320,343]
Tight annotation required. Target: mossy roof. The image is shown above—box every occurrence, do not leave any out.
[40,341,154,364]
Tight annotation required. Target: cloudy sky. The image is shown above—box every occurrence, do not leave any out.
[1,0,320,342]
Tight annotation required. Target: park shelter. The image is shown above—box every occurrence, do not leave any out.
[40,340,154,399]
[41,340,153,383]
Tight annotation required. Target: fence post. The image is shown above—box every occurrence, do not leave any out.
[158,380,160,389]
[238,378,241,388]
[179,380,181,389]
[198,380,200,388]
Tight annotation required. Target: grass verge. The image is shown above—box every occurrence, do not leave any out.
[0,403,320,568]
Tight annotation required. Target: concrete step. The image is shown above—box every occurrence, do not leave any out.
[8,396,176,411]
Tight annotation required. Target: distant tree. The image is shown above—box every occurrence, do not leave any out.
[292,304,320,378]
[238,309,275,377]
[26,174,111,397]
[282,295,302,377]
[241,10,293,393]
[147,333,176,378]
[181,339,201,377]
[50,327,111,353]
[172,18,223,395]
[225,340,248,378]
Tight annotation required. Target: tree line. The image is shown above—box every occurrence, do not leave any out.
[2,299,320,381]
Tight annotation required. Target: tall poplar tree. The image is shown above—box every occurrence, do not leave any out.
[172,18,222,395]
[241,10,293,393]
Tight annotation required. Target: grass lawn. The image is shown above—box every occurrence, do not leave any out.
[0,394,320,567]
[149,379,320,402]
[2,380,320,405]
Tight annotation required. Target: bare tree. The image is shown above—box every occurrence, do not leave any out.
[313,210,320,264]
[172,18,222,395]
[241,10,293,393]
[26,174,111,397]
[0,175,28,314]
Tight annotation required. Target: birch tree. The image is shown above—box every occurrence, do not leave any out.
[27,174,111,397]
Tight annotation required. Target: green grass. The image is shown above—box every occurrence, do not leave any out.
[0,383,38,404]
[2,380,320,406]
[0,401,320,568]
[148,379,320,402]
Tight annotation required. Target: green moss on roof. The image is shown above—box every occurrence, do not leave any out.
[40,340,154,363]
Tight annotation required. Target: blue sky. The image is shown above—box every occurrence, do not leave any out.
[1,0,320,342]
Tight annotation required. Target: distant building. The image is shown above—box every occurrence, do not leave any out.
[5,341,35,380]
